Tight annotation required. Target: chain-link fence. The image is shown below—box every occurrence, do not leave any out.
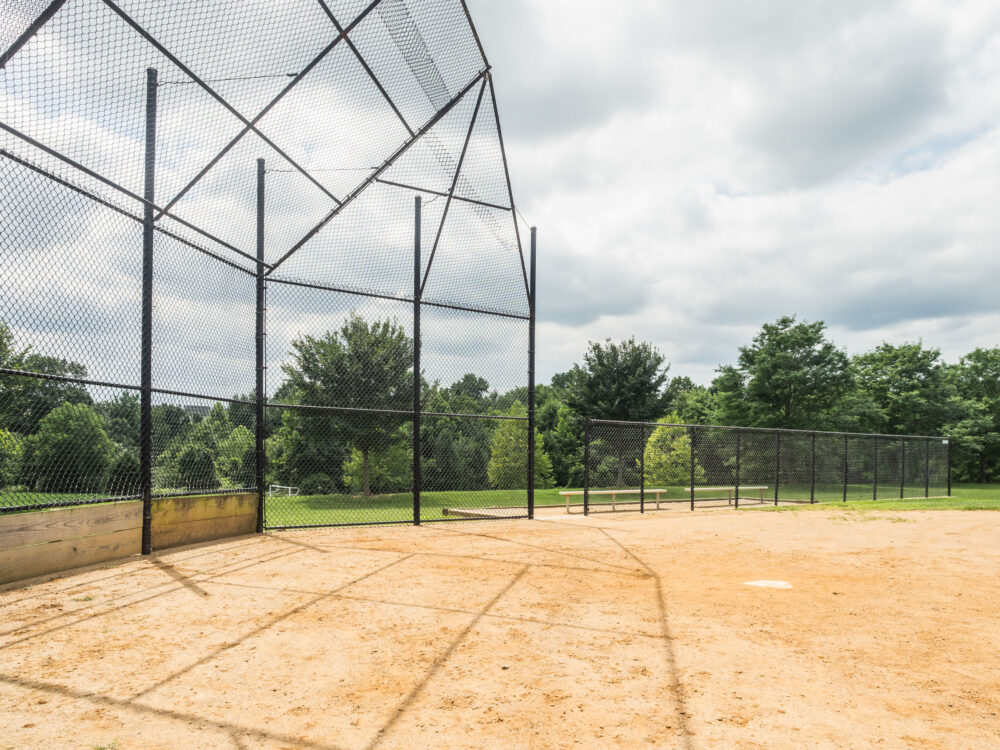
[0,0,537,548]
[581,420,951,515]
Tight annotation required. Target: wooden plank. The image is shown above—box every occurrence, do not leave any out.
[150,512,256,551]
[0,527,141,586]
[150,493,257,528]
[0,501,142,552]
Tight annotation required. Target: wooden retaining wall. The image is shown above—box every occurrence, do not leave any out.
[0,493,257,586]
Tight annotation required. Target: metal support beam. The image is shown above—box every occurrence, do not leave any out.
[774,432,780,506]
[810,432,816,504]
[255,159,266,534]
[900,439,906,499]
[413,196,421,526]
[267,68,490,275]
[842,434,848,502]
[690,427,696,511]
[527,227,536,519]
[873,437,878,501]
[583,420,590,516]
[734,430,741,510]
[1,0,68,68]
[375,178,511,212]
[140,68,157,556]
[420,80,485,295]
[925,438,930,498]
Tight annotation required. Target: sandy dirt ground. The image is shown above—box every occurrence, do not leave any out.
[1,509,998,749]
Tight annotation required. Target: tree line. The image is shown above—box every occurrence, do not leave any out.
[2,313,998,499]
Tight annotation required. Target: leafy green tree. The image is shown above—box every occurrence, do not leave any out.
[107,448,141,496]
[282,315,412,495]
[151,404,191,449]
[21,403,114,492]
[714,316,853,429]
[642,417,705,486]
[947,348,1000,482]
[0,428,22,489]
[343,439,411,494]
[567,338,670,421]
[487,402,554,490]
[852,341,958,436]
[97,393,140,448]
[174,443,219,490]
[217,425,254,486]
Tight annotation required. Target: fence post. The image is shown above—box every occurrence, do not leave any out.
[254,158,265,534]
[900,439,905,500]
[140,67,157,556]
[639,424,645,514]
[842,434,848,502]
[583,419,590,516]
[734,430,740,510]
[872,436,878,502]
[774,431,780,506]
[527,227,536,519]
[412,196,421,526]
[947,439,952,496]
[689,427,696,511]
[924,438,930,498]
[810,432,816,504]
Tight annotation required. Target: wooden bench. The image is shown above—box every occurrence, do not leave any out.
[683,486,768,505]
[559,489,668,512]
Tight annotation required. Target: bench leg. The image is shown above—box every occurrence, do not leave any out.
[611,493,616,511]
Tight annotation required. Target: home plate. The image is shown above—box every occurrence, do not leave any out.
[744,580,793,589]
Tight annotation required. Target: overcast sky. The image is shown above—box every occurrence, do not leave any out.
[468,0,1000,385]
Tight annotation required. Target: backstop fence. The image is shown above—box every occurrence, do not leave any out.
[580,420,951,515]
[0,0,537,548]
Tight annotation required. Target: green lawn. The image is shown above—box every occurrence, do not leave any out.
[4,484,999,525]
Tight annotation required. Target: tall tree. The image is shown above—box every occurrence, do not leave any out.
[852,341,957,436]
[282,315,412,496]
[714,316,852,429]
[567,338,670,422]
[946,348,1000,482]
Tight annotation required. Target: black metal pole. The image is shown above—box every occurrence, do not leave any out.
[413,196,421,526]
[689,427,696,511]
[583,419,590,516]
[947,439,952,496]
[254,158,265,534]
[873,437,878,502]
[900,439,906,500]
[639,425,645,514]
[734,430,740,510]
[140,67,157,556]
[527,227,536,519]
[810,432,816,504]
[925,438,930,498]
[774,431,780,506]
[842,434,848,502]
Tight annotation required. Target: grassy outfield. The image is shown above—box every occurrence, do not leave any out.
[756,483,1000,512]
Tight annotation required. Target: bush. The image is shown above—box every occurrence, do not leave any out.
[643,418,705,486]
[22,403,114,492]
[175,443,219,491]
[0,429,22,489]
[487,401,554,490]
[299,473,334,496]
[107,449,141,496]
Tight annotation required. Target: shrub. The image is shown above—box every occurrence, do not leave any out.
[0,429,22,489]
[107,449,141,496]
[299,473,334,496]
[174,443,219,491]
[22,403,114,493]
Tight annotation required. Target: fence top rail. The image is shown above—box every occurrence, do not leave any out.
[587,418,949,442]
[267,401,528,421]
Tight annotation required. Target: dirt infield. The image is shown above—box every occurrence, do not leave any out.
[1,510,998,749]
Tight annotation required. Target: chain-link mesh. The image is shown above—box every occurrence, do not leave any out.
[0,0,533,529]
[583,421,951,516]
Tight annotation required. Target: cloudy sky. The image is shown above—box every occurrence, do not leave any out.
[469,0,1000,384]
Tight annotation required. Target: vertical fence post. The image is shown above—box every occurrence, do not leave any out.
[583,419,590,516]
[842,434,848,502]
[774,431,780,506]
[810,432,816,504]
[900,439,906,500]
[947,439,952,497]
[412,196,421,526]
[140,67,157,556]
[734,430,740,510]
[527,227,536,519]
[924,438,930,498]
[872,436,878,502]
[254,158,265,533]
[639,424,645,514]
[689,427,696,511]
